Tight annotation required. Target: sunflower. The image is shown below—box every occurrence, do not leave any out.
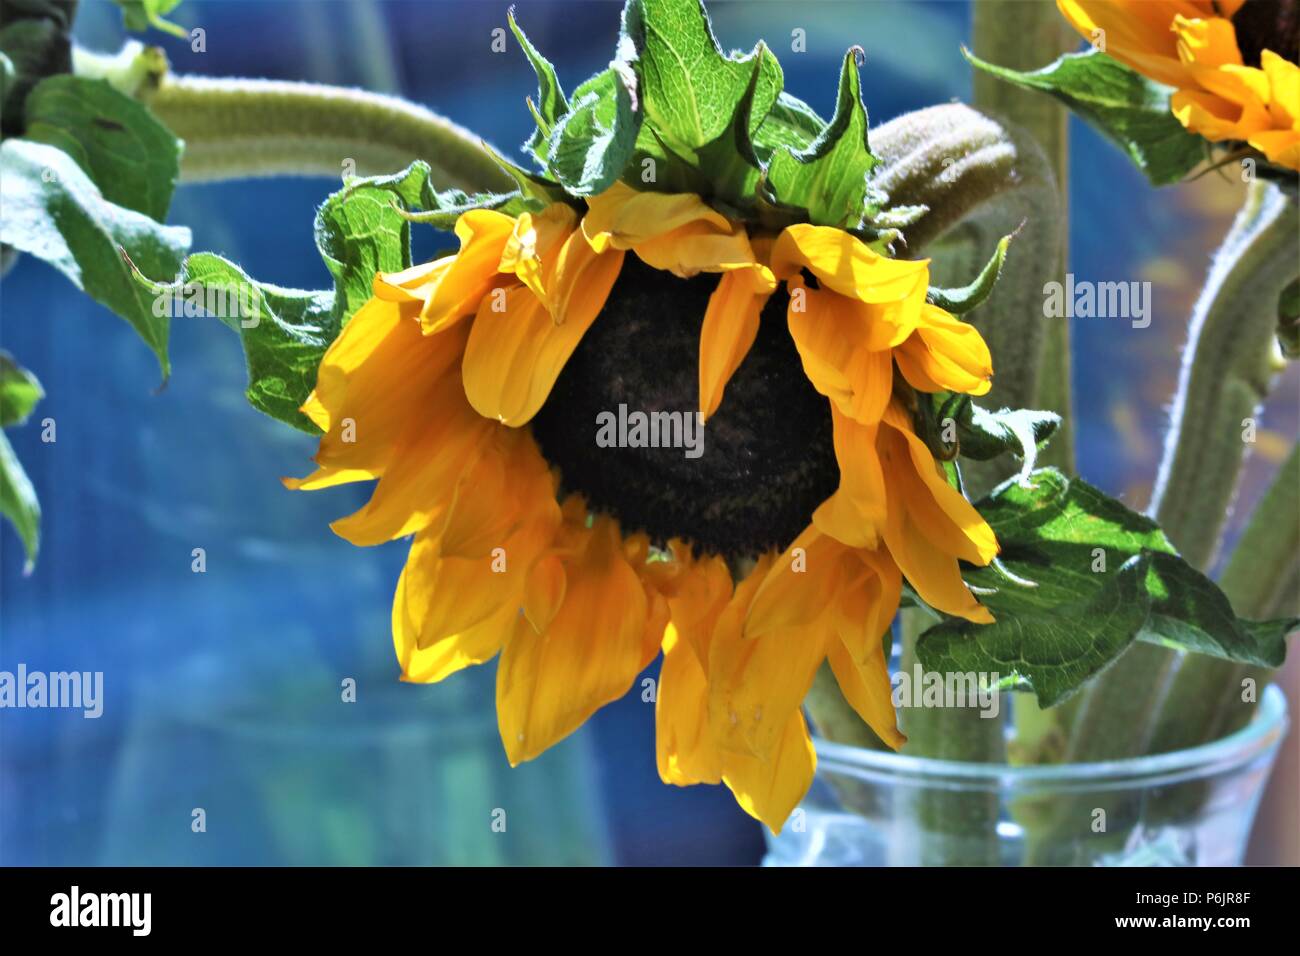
[286,179,998,831]
[1057,0,1300,170]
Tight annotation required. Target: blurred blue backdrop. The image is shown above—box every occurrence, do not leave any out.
[2,0,1296,865]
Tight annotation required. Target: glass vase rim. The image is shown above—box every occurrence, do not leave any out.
[812,684,1288,787]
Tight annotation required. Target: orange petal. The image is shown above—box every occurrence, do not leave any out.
[496,514,652,764]
[721,709,817,835]
[698,267,772,420]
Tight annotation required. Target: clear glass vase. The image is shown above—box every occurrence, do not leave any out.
[764,686,1288,866]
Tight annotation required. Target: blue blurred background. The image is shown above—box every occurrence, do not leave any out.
[2,0,1296,865]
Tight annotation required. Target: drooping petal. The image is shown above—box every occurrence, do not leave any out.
[745,526,850,638]
[462,238,624,426]
[420,209,517,334]
[883,403,999,566]
[497,204,579,309]
[285,301,469,491]
[827,636,905,750]
[812,405,888,549]
[394,586,518,685]
[721,710,817,835]
[895,304,993,397]
[632,221,763,279]
[877,411,994,623]
[786,276,896,425]
[496,514,653,764]
[328,373,495,546]
[656,622,725,786]
[582,181,731,253]
[771,224,930,312]
[698,266,773,420]
[714,535,843,758]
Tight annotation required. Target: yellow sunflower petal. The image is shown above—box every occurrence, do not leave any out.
[523,554,567,633]
[877,422,994,623]
[328,374,494,546]
[745,525,850,637]
[812,406,887,549]
[894,304,993,397]
[698,266,772,420]
[656,622,724,786]
[632,221,766,279]
[395,590,517,685]
[496,514,652,764]
[787,276,896,424]
[497,203,579,309]
[462,239,624,426]
[1055,0,1196,88]
[827,635,905,750]
[373,258,450,304]
[420,208,517,334]
[711,605,827,760]
[582,181,731,252]
[721,709,817,835]
[771,224,930,307]
[286,303,469,492]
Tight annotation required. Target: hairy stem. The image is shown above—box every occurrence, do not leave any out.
[971,0,1075,474]
[1064,181,1298,764]
[1150,443,1300,752]
[138,73,515,190]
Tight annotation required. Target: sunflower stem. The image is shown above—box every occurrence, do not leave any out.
[1062,181,1297,767]
[118,59,515,190]
[897,607,1005,865]
[971,0,1076,474]
[1149,442,1300,753]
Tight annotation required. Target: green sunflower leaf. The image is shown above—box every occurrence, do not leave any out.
[0,430,40,572]
[0,139,191,379]
[314,161,427,327]
[622,0,783,158]
[766,49,877,229]
[964,47,1204,187]
[23,75,183,222]
[693,51,767,205]
[752,91,825,157]
[0,353,44,428]
[508,8,568,165]
[544,64,642,196]
[151,254,335,433]
[915,469,1297,707]
[927,231,1013,315]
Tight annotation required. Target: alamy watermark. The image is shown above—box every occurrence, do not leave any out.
[1043,273,1151,329]
[595,403,705,459]
[891,663,1001,719]
[152,283,259,328]
[0,664,103,718]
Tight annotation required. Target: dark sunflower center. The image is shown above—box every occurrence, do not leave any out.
[530,255,837,559]
[1231,0,1298,67]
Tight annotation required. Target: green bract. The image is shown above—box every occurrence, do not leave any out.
[457,0,911,241]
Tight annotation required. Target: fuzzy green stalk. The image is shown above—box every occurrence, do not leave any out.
[966,0,1076,783]
[1150,443,1300,752]
[141,74,516,189]
[74,41,515,191]
[971,0,1075,474]
[897,608,1004,865]
[1063,181,1297,767]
